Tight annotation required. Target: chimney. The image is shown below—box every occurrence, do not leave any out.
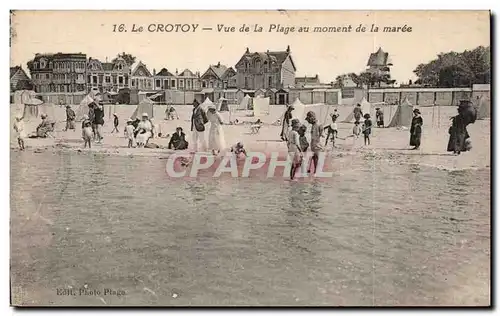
[267,49,269,53]
[217,62,220,67]
[153,68,156,76]
[105,57,108,63]
[246,47,250,54]
[286,45,290,53]
[176,68,178,75]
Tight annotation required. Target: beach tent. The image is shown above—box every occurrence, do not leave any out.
[218,97,229,112]
[130,98,155,120]
[342,97,371,123]
[76,93,99,121]
[252,96,271,116]
[475,95,490,120]
[291,98,307,121]
[387,97,413,128]
[237,95,251,110]
[200,97,214,111]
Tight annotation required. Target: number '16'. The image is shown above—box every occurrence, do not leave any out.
[113,24,126,32]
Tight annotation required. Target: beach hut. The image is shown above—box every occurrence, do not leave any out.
[342,97,371,123]
[76,93,98,121]
[218,97,229,112]
[387,97,413,128]
[254,88,266,98]
[237,95,252,110]
[475,95,490,120]
[265,88,277,104]
[130,97,155,120]
[275,88,289,105]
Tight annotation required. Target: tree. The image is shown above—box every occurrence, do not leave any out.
[413,46,490,87]
[14,79,33,91]
[112,52,136,66]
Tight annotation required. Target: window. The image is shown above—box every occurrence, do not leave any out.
[202,81,206,88]
[105,76,111,83]
[171,80,176,88]
[264,61,268,72]
[268,76,273,87]
[187,80,191,89]
[255,59,261,72]
[92,75,98,84]
[118,76,123,85]
[179,80,184,88]
[209,81,214,88]
[155,79,161,88]
[244,77,249,88]
[131,79,136,87]
[45,73,50,80]
[124,76,128,85]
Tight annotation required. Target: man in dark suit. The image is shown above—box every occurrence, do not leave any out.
[190,99,208,151]
[168,127,189,150]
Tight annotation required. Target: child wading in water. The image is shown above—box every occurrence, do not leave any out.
[298,125,309,152]
[14,115,26,150]
[362,113,372,146]
[352,121,362,138]
[81,114,93,148]
[124,119,135,148]
[287,119,303,180]
[112,113,119,133]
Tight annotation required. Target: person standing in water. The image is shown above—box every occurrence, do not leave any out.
[409,109,423,150]
[305,111,323,174]
[287,119,303,180]
[353,103,363,123]
[362,113,372,146]
[280,105,294,142]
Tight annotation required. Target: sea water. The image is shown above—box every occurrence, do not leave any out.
[10,151,490,306]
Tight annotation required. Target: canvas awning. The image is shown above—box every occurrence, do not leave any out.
[201,88,215,94]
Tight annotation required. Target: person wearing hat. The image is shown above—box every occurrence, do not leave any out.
[64,105,76,131]
[375,107,384,128]
[124,118,135,148]
[168,127,189,150]
[280,104,294,142]
[35,113,54,138]
[305,111,323,174]
[410,109,423,150]
[287,118,303,180]
[190,99,209,152]
[111,112,119,133]
[447,101,476,155]
[93,101,105,143]
[135,112,153,147]
[207,104,226,155]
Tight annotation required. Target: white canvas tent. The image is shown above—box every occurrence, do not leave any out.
[342,97,371,123]
[237,95,251,110]
[290,98,306,120]
[131,98,155,120]
[200,97,214,111]
[76,92,102,121]
[387,97,413,128]
[217,97,229,112]
[475,95,490,120]
[252,96,270,116]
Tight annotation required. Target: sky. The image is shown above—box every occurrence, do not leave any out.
[10,10,490,84]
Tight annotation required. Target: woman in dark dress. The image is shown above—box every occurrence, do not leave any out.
[409,109,423,150]
[168,127,189,150]
[447,101,477,155]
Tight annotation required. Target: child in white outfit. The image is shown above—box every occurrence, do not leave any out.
[124,119,135,148]
[13,115,26,150]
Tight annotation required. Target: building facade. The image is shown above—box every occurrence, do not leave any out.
[10,66,31,92]
[295,75,320,87]
[27,53,87,93]
[234,46,296,90]
[200,62,229,89]
[153,68,177,90]
[131,61,154,91]
[86,57,131,93]
[176,69,201,91]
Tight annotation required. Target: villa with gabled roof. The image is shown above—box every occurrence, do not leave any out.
[131,61,154,91]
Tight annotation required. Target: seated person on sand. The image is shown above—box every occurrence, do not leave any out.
[135,113,153,148]
[250,119,263,134]
[231,142,247,158]
[168,127,189,150]
[31,114,55,138]
[165,106,179,120]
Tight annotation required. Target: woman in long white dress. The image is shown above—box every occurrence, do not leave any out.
[207,105,226,155]
[135,113,153,147]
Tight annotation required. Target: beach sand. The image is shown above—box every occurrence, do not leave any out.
[10,103,490,171]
